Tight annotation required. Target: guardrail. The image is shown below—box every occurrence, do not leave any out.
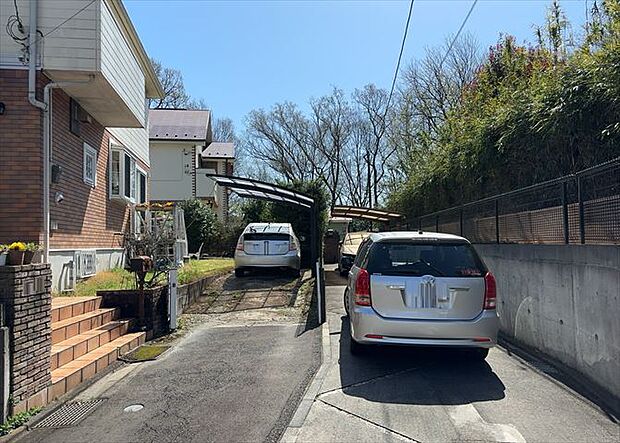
[411,157,620,244]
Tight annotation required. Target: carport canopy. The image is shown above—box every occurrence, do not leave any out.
[205,173,325,323]
[205,174,314,208]
[331,205,404,223]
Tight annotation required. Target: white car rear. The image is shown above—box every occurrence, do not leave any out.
[234,223,301,277]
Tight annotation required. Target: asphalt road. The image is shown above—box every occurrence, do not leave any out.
[18,322,321,443]
[290,268,620,443]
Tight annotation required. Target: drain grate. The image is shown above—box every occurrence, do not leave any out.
[34,399,105,428]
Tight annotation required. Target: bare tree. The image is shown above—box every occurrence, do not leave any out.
[213,118,236,142]
[150,58,190,109]
[390,34,481,180]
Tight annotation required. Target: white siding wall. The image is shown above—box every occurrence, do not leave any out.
[0,0,97,69]
[108,127,150,167]
[1,0,147,128]
[150,142,194,201]
[99,0,145,127]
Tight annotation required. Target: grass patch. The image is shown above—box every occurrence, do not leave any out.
[61,268,134,297]
[121,345,170,362]
[0,407,42,436]
[55,259,234,297]
[177,259,234,285]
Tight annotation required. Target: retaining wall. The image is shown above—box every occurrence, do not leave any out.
[476,244,620,408]
[99,270,227,339]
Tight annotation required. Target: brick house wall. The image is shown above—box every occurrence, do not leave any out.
[0,69,45,244]
[49,86,148,249]
[0,69,147,249]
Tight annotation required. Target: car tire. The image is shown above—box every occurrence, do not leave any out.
[349,337,365,355]
[235,268,245,278]
[339,267,348,277]
[343,290,350,316]
[471,348,489,360]
[290,268,301,278]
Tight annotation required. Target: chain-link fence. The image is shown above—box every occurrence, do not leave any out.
[410,157,620,245]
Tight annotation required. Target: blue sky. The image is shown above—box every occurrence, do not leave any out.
[125,0,588,130]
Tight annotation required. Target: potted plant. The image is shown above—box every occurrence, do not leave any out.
[7,242,26,266]
[0,245,7,266]
[24,242,42,264]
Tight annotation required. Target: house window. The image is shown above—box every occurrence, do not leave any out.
[110,150,121,196]
[124,153,136,200]
[70,99,81,136]
[137,169,147,204]
[83,143,97,187]
[109,143,139,204]
[203,161,218,172]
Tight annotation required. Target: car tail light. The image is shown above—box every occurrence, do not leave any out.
[236,240,244,251]
[289,236,297,251]
[483,272,497,310]
[354,269,371,306]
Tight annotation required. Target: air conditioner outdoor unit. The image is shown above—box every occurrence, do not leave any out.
[74,250,97,278]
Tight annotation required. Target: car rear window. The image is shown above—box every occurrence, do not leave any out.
[365,242,486,277]
[244,233,290,241]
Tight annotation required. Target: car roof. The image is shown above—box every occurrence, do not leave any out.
[244,223,292,234]
[367,231,470,243]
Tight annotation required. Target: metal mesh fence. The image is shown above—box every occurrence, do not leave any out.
[413,157,620,245]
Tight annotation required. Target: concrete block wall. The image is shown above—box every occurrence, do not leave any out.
[476,244,620,407]
[0,264,52,414]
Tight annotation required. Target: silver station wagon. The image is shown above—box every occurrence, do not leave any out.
[234,223,301,277]
[344,231,499,359]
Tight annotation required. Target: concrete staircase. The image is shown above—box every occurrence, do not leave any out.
[49,297,145,400]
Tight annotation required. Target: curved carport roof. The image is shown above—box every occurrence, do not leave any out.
[330,205,404,223]
[205,173,325,323]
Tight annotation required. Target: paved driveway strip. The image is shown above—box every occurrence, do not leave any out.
[15,270,321,443]
[288,268,619,443]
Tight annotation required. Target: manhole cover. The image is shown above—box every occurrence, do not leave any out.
[34,399,105,428]
[124,404,144,412]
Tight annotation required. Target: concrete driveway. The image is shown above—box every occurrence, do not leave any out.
[287,268,620,443]
[16,270,321,443]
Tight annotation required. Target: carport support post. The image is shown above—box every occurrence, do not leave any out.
[310,204,325,324]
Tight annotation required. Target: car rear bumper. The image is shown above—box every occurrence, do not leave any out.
[234,252,300,270]
[350,307,499,348]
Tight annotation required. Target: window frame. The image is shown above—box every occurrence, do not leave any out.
[109,140,140,205]
[83,143,97,187]
[136,166,147,205]
[70,98,81,136]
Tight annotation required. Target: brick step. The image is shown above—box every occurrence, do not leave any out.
[49,332,146,402]
[51,308,119,345]
[51,296,102,323]
[50,319,135,371]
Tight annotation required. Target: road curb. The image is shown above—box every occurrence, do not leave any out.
[281,320,332,442]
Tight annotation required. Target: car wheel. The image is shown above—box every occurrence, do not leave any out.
[290,268,301,278]
[235,268,245,278]
[471,348,489,360]
[349,337,365,355]
[343,290,350,316]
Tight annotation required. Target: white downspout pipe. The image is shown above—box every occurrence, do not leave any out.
[27,0,93,262]
[40,79,94,264]
[27,0,49,261]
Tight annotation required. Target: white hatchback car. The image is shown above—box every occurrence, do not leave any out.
[234,223,301,277]
[345,231,499,359]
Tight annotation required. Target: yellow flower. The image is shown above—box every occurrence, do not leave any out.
[8,242,26,251]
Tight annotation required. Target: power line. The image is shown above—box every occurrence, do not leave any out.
[27,0,97,50]
[440,0,479,67]
[386,0,416,110]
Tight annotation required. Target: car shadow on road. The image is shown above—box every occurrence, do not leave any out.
[337,316,506,405]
